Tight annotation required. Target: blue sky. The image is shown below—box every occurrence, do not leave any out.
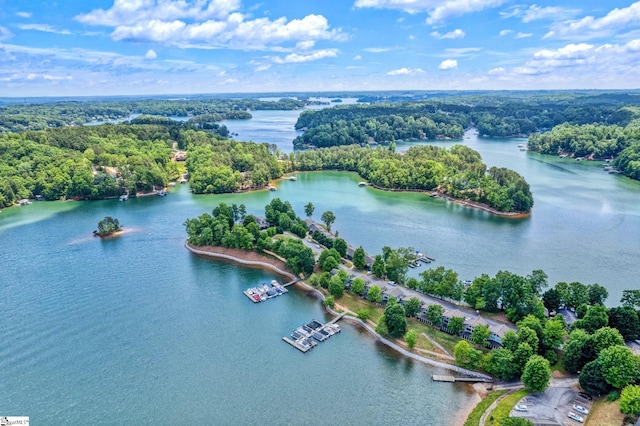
[1,0,639,96]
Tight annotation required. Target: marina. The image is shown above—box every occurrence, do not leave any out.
[283,314,344,353]
[243,280,288,303]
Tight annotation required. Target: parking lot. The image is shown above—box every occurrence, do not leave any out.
[510,385,593,426]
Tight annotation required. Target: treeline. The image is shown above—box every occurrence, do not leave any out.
[0,98,306,132]
[0,124,181,207]
[293,144,533,213]
[294,104,466,147]
[293,94,640,146]
[527,122,640,180]
[184,199,315,275]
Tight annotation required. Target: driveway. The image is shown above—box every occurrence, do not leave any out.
[510,381,592,426]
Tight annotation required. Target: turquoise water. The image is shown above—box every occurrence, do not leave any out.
[1,185,473,425]
[2,110,640,424]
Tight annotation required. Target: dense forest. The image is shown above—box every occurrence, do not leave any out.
[293,144,533,213]
[293,93,640,148]
[0,121,280,208]
[527,121,640,179]
[0,97,306,133]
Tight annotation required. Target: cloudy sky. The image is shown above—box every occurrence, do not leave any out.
[1,0,639,96]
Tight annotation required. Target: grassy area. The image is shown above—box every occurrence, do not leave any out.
[486,389,529,426]
[586,398,626,426]
[463,390,507,426]
[550,351,568,376]
[335,292,465,356]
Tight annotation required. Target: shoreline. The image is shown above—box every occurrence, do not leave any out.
[184,241,492,380]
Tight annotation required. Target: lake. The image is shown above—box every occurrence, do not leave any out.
[2,107,639,424]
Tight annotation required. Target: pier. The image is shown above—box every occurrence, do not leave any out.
[432,375,493,383]
[243,280,289,303]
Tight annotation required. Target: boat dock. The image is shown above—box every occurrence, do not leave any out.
[283,314,345,353]
[243,280,288,303]
[432,375,492,383]
[408,252,435,267]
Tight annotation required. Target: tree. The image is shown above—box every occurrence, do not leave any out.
[304,202,314,218]
[352,246,367,269]
[405,329,417,349]
[357,309,370,321]
[367,285,382,303]
[371,255,386,278]
[404,297,421,317]
[483,348,517,380]
[580,304,609,334]
[471,324,490,346]
[426,304,444,327]
[350,277,365,296]
[620,289,640,309]
[454,340,482,369]
[513,342,535,374]
[384,303,407,338]
[608,306,640,342]
[543,318,566,350]
[588,283,609,305]
[328,275,345,298]
[323,296,335,308]
[591,327,625,354]
[563,329,592,374]
[333,238,347,258]
[579,360,611,397]
[447,316,464,335]
[598,346,638,389]
[542,287,562,313]
[620,385,640,415]
[320,210,336,232]
[517,326,540,354]
[94,216,122,237]
[567,281,589,310]
[521,355,551,393]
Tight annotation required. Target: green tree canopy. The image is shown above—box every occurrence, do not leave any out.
[521,355,551,393]
[620,385,640,416]
[384,303,407,338]
[352,246,367,269]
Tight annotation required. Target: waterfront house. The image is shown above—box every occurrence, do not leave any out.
[252,215,270,230]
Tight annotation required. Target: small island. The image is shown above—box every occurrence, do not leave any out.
[94,216,123,238]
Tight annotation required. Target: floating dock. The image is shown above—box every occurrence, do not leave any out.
[283,315,344,353]
[244,280,288,303]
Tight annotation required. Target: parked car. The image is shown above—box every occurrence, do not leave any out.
[578,392,593,401]
[573,404,589,415]
[568,412,584,423]
[514,404,528,412]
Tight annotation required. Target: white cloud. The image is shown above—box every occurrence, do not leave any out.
[431,29,465,39]
[499,29,512,36]
[0,26,13,40]
[515,32,532,39]
[353,54,362,60]
[271,49,337,64]
[386,67,424,75]
[500,5,580,23]
[77,2,344,51]
[77,0,241,26]
[18,24,72,35]
[438,59,458,69]
[544,1,640,40]
[363,47,393,53]
[353,0,505,24]
[488,67,506,75]
[443,47,481,56]
[145,49,158,59]
[16,11,32,18]
[498,39,640,77]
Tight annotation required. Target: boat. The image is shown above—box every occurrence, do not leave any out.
[288,176,297,181]
[156,190,167,196]
[358,182,367,186]
[119,194,128,201]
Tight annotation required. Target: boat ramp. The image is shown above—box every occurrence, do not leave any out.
[283,314,345,353]
[243,280,288,303]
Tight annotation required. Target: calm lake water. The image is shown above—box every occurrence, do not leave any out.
[2,108,639,424]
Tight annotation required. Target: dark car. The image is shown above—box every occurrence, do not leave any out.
[578,392,593,401]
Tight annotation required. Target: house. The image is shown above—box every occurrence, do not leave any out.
[305,219,333,239]
[346,245,374,269]
[488,324,509,346]
[382,287,406,304]
[252,215,270,230]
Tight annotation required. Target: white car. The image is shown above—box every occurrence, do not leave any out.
[567,412,584,423]
[573,404,589,415]
[514,404,528,412]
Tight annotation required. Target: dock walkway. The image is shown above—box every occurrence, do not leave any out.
[283,315,346,353]
[432,374,493,383]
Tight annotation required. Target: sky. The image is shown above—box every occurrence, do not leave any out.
[1,0,640,96]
